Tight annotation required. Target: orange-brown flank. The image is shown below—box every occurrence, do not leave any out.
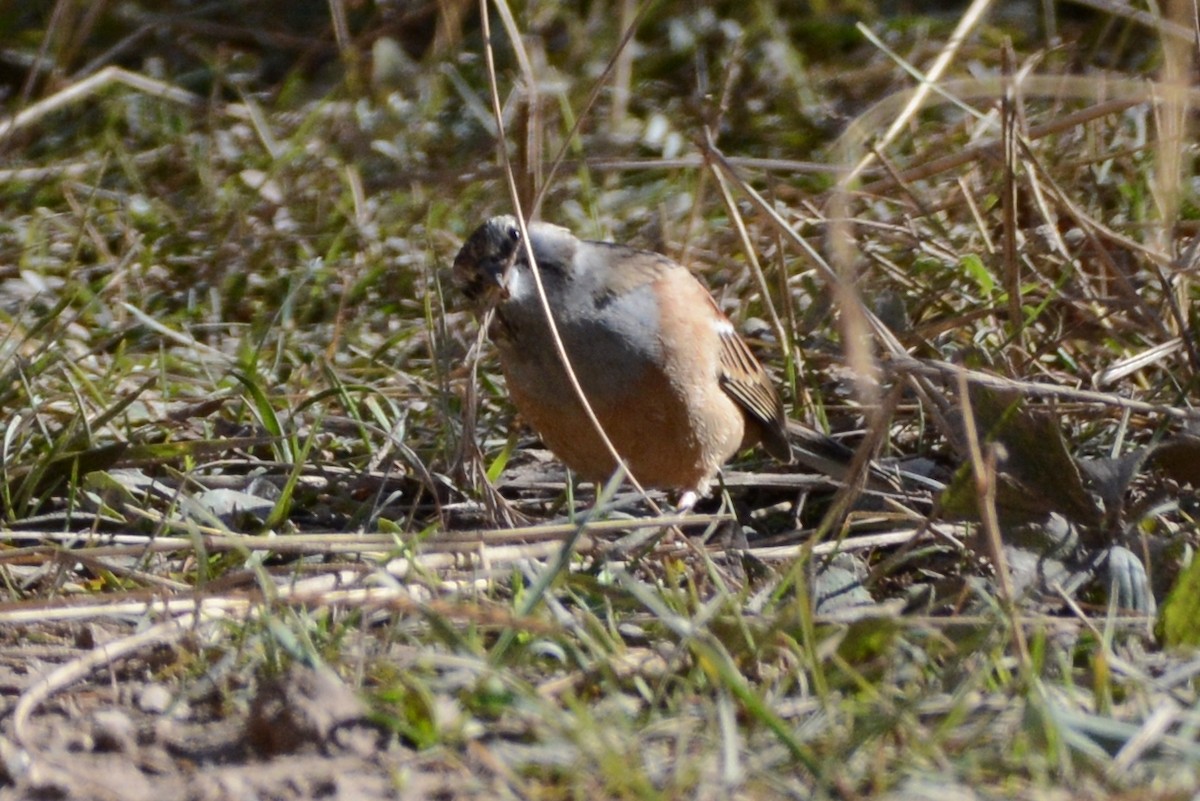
[500,267,753,493]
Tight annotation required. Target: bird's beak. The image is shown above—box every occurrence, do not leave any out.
[454,254,511,306]
[480,257,511,301]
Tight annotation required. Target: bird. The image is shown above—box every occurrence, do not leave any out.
[452,215,884,502]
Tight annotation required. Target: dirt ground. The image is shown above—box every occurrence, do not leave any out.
[0,622,493,801]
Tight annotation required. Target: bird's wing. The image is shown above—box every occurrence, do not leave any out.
[713,309,793,462]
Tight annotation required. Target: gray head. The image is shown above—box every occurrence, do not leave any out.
[453,215,523,307]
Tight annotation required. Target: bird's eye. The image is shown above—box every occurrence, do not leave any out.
[507,225,521,243]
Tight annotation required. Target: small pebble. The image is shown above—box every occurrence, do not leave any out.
[138,683,172,714]
[92,709,137,753]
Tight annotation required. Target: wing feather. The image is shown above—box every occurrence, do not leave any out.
[714,309,793,462]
